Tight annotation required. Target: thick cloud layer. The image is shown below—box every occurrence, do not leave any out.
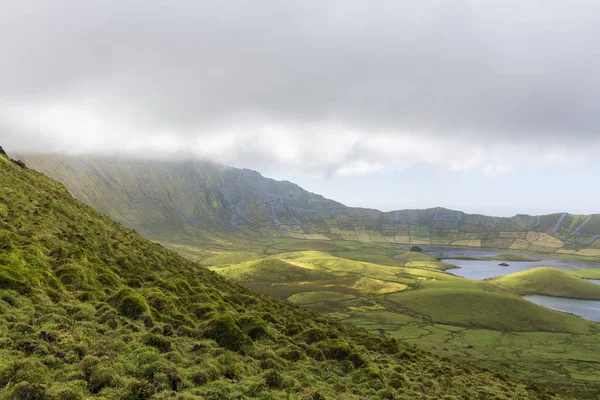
[2,1,599,174]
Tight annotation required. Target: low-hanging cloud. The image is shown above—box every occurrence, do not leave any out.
[2,0,600,174]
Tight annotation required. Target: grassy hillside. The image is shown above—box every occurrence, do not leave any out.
[0,153,561,399]
[17,154,600,257]
[491,268,600,299]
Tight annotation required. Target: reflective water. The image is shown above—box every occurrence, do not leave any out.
[525,295,600,322]
[423,246,600,280]
[419,247,600,321]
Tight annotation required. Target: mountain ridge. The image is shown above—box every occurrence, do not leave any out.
[15,153,600,258]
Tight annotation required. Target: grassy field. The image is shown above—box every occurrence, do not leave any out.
[207,241,600,398]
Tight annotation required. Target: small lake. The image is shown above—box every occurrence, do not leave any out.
[423,246,600,280]
[525,295,600,322]
[421,247,600,322]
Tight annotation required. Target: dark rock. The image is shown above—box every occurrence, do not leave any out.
[498,262,509,267]
[0,146,6,156]
[410,246,423,253]
[467,344,474,349]
[9,157,26,168]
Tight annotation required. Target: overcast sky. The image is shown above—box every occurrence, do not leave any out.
[2,1,600,216]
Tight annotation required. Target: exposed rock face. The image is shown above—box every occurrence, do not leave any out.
[0,146,7,157]
[11,159,26,169]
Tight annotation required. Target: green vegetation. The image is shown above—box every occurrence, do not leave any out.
[386,287,594,333]
[568,268,600,279]
[396,252,439,262]
[403,261,457,271]
[211,250,600,398]
[492,268,600,299]
[211,258,331,283]
[0,153,562,399]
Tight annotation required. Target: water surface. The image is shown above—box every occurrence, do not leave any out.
[423,246,600,280]
[525,295,600,322]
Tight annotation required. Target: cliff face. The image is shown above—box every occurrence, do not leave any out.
[17,153,600,257]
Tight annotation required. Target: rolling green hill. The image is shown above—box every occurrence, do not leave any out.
[15,154,600,258]
[491,267,600,299]
[386,287,594,333]
[0,151,562,399]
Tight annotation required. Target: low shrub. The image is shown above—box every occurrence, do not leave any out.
[111,288,149,319]
[264,370,284,389]
[189,364,220,386]
[238,315,269,340]
[142,333,172,353]
[203,313,250,352]
[10,381,48,400]
[121,380,154,400]
[318,340,351,361]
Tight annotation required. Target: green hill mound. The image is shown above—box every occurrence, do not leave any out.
[492,267,600,299]
[386,288,595,333]
[0,153,556,399]
[211,258,332,283]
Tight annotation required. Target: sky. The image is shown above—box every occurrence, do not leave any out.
[1,1,600,216]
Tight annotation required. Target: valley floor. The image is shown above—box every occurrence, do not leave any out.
[189,239,600,398]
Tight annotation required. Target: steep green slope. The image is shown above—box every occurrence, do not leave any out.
[0,153,557,399]
[17,154,600,257]
[492,267,600,299]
